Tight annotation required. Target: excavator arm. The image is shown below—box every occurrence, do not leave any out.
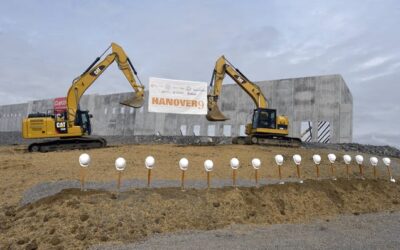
[206,55,268,121]
[66,42,145,124]
[205,55,299,147]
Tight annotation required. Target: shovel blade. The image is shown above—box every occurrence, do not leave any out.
[206,104,229,121]
[120,92,144,108]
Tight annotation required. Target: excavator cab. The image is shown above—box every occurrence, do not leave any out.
[252,108,277,129]
[246,108,289,138]
[75,110,92,135]
[251,108,289,131]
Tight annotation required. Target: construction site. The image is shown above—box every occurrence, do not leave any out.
[0,42,399,249]
[1,0,400,245]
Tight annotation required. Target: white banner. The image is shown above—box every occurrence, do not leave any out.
[148,77,207,115]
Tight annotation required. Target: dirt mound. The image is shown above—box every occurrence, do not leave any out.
[1,179,400,249]
[0,144,399,249]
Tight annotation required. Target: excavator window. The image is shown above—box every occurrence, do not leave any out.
[75,110,92,135]
[253,108,276,129]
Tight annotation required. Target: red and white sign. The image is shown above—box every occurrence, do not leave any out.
[148,77,207,115]
[54,97,67,113]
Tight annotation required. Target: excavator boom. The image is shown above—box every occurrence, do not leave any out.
[67,42,144,124]
[207,56,268,121]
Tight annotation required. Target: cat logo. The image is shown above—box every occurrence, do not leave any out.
[56,121,67,133]
[90,65,105,76]
[56,122,66,128]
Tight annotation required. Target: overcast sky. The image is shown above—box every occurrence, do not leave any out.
[0,0,399,147]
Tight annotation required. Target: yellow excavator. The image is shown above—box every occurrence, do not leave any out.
[22,42,145,152]
[206,55,301,146]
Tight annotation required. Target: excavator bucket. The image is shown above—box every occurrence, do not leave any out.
[120,92,145,108]
[206,104,229,121]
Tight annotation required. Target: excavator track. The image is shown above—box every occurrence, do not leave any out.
[232,135,302,147]
[28,136,107,152]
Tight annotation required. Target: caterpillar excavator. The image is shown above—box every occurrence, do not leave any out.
[22,42,145,152]
[206,55,301,147]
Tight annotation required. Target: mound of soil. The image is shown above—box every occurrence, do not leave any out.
[0,144,399,249]
[1,179,400,249]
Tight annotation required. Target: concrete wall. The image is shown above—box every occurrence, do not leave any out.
[0,74,352,143]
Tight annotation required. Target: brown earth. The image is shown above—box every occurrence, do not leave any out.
[0,144,399,249]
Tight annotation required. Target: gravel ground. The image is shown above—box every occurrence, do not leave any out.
[303,142,400,158]
[20,178,305,206]
[1,131,399,157]
[91,211,400,250]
